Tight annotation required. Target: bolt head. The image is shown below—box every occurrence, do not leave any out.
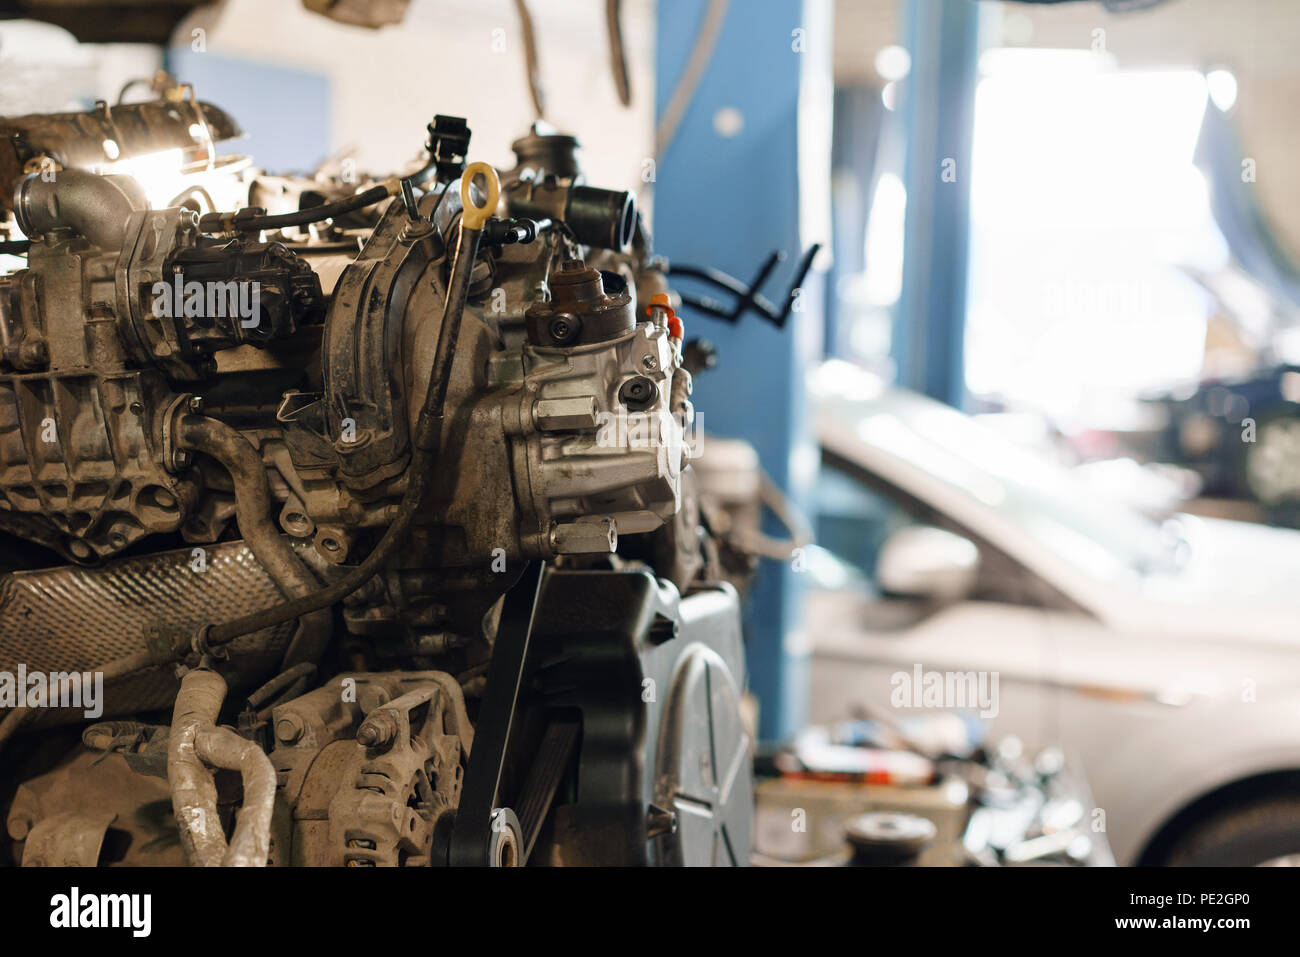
[357,713,397,749]
[549,313,580,344]
[18,339,48,367]
[275,713,305,744]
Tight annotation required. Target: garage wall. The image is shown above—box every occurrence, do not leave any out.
[171,0,656,198]
[0,20,162,115]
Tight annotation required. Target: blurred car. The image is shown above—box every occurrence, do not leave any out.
[807,360,1300,866]
[1144,364,1300,523]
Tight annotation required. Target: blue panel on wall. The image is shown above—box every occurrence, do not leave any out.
[655,0,819,742]
[166,50,331,174]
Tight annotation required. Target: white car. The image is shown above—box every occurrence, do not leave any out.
[806,361,1300,866]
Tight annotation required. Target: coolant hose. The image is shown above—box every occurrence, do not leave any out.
[176,415,332,665]
[186,162,500,650]
[168,668,275,867]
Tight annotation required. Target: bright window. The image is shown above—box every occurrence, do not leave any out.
[966,50,1227,429]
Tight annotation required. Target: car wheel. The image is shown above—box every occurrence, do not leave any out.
[1163,795,1300,866]
[1244,410,1300,505]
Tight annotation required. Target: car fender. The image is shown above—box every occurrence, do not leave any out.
[1086,695,1300,865]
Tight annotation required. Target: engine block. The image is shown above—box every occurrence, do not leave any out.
[0,111,751,871]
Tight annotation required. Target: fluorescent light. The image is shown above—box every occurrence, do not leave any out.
[874,44,911,82]
[1206,68,1238,111]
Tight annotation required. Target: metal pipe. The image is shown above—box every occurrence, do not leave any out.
[513,0,546,119]
[14,170,147,249]
[606,0,632,106]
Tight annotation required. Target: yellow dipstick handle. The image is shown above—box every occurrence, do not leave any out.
[460,161,500,231]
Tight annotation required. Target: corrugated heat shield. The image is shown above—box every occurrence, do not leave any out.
[0,541,293,725]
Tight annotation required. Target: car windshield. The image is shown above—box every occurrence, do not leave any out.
[852,388,1174,583]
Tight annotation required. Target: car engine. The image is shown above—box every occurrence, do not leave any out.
[0,101,755,867]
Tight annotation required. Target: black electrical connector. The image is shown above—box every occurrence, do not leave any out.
[481,217,546,247]
[426,114,471,184]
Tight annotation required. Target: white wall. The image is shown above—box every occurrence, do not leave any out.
[0,20,162,115]
[175,0,657,198]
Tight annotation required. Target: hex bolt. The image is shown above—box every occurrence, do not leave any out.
[275,712,305,744]
[548,313,580,344]
[357,712,398,749]
[641,354,658,371]
[646,803,678,839]
[187,395,205,414]
[18,339,48,368]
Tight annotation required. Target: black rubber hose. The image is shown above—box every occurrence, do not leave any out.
[191,211,487,649]
[195,183,392,234]
[201,162,436,234]
[239,183,390,232]
[246,662,317,710]
[176,416,332,663]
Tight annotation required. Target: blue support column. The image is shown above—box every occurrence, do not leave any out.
[894,0,981,407]
[654,0,826,742]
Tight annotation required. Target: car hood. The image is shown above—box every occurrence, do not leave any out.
[1125,515,1300,642]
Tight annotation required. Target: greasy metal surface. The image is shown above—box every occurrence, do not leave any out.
[0,174,196,561]
[653,644,752,866]
[7,747,187,866]
[20,810,116,867]
[0,98,240,207]
[269,672,471,866]
[519,570,751,866]
[0,109,751,866]
[0,540,293,721]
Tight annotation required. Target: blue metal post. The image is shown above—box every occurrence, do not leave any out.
[654,0,825,741]
[894,0,981,407]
